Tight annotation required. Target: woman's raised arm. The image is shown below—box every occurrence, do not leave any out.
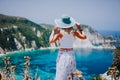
[49,27,63,43]
[73,23,87,39]
[73,30,87,39]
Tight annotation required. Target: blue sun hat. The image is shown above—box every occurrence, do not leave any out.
[55,15,76,28]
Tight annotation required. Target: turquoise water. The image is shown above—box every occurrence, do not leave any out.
[0,48,113,80]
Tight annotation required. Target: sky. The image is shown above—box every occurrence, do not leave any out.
[0,0,120,31]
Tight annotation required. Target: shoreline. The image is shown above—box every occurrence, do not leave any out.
[3,46,115,55]
[4,47,59,54]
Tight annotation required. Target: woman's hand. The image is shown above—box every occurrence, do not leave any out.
[53,26,59,31]
[75,23,83,34]
[53,26,60,34]
[73,30,87,39]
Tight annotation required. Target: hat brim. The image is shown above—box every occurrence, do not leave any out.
[55,17,76,28]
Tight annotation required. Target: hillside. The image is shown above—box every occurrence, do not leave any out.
[73,24,115,49]
[0,14,115,53]
[0,14,51,52]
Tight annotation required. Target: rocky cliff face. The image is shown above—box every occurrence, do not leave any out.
[50,24,115,49]
[0,14,51,52]
[74,25,115,49]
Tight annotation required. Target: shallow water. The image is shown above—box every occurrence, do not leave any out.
[0,48,113,80]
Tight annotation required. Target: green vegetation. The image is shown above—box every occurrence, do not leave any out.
[113,44,120,72]
[0,14,52,51]
[0,14,44,31]
[90,75,103,80]
[0,14,115,52]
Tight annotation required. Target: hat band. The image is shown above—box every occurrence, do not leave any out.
[62,18,71,24]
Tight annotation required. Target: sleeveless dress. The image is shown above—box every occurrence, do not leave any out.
[55,31,77,80]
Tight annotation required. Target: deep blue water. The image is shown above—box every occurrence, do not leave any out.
[0,48,113,80]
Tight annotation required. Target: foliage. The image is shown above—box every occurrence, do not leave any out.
[90,75,103,80]
[113,44,120,71]
[0,14,52,51]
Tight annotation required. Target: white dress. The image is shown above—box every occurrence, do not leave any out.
[55,31,77,80]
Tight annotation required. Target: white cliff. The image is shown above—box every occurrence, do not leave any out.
[31,40,37,49]
[73,25,115,49]
[37,30,41,37]
[50,25,115,49]
[14,38,24,50]
[0,47,5,55]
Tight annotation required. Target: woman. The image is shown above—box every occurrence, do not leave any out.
[50,15,86,80]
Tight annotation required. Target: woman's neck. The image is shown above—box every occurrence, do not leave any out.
[64,30,71,34]
[62,27,73,34]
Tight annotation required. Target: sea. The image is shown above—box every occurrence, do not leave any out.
[98,30,120,47]
[0,30,120,80]
[98,30,120,40]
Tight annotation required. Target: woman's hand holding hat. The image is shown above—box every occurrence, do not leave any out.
[76,23,83,34]
[53,26,60,34]
[76,23,83,31]
[53,26,58,31]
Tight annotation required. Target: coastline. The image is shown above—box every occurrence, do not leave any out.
[2,45,115,56]
[2,47,59,56]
